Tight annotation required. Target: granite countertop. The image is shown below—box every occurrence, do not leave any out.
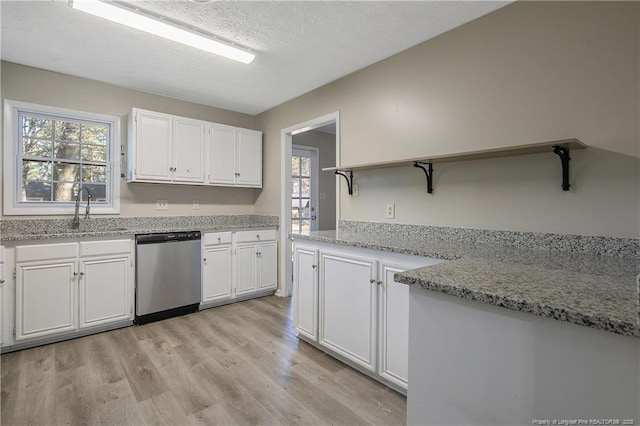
[292,226,640,338]
[1,215,279,242]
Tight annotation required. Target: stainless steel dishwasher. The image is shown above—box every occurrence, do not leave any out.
[135,231,201,325]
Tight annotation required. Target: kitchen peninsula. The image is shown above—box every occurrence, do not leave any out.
[292,220,640,425]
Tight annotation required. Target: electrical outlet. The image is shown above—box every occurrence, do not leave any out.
[352,184,359,197]
[385,203,395,219]
[193,200,200,210]
[156,200,168,210]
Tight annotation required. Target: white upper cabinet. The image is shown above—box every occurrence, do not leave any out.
[128,108,261,188]
[209,124,262,188]
[209,125,237,185]
[132,110,173,181]
[236,129,262,187]
[173,117,206,183]
[129,109,205,183]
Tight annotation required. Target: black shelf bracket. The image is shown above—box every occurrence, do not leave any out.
[552,145,571,191]
[413,162,433,194]
[335,170,354,195]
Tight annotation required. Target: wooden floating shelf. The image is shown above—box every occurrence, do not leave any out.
[324,138,587,194]
[323,139,586,172]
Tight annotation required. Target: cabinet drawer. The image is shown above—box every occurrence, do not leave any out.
[203,231,232,246]
[80,240,131,257]
[235,229,276,243]
[16,243,78,262]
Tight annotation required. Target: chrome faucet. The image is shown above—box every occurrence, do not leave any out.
[72,187,92,229]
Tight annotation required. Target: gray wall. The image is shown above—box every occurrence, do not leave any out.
[0,61,259,219]
[292,130,337,231]
[255,1,640,238]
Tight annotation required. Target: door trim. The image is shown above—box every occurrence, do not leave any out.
[279,111,340,297]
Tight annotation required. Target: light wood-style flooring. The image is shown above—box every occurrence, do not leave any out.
[1,296,406,425]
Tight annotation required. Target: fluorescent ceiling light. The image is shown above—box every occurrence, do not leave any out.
[70,0,255,64]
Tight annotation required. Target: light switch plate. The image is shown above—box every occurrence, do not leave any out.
[156,200,168,210]
[352,184,359,197]
[386,203,395,219]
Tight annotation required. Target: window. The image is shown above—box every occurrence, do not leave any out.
[3,100,120,215]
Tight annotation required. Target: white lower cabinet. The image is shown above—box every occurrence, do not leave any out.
[79,245,132,328]
[293,246,318,341]
[319,251,378,372]
[14,240,133,342]
[201,229,277,306]
[293,239,443,392]
[202,244,233,303]
[378,262,411,389]
[0,246,5,345]
[256,241,277,290]
[236,243,259,295]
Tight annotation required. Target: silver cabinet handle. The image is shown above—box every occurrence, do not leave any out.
[79,272,85,276]
[203,258,207,262]
[312,265,317,269]
[256,235,260,239]
[0,279,5,284]
[369,279,376,284]
[217,237,221,242]
[377,280,383,285]
[73,272,79,276]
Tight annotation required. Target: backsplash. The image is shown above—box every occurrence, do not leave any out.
[338,220,640,258]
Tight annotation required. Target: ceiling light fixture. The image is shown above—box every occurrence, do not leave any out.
[70,0,255,64]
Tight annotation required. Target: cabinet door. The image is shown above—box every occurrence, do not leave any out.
[209,125,237,185]
[235,243,257,295]
[0,246,4,346]
[79,255,132,328]
[293,246,318,341]
[378,262,410,389]
[16,259,78,340]
[202,245,232,302]
[236,129,262,187]
[256,241,277,290]
[134,110,172,181]
[173,117,205,183]
[319,251,377,372]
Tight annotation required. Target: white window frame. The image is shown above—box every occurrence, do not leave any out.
[3,99,121,215]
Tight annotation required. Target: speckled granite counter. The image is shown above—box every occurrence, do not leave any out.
[1,215,278,241]
[292,221,640,338]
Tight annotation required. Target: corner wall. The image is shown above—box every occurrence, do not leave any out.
[255,1,640,238]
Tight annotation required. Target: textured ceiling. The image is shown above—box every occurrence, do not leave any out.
[1,1,509,115]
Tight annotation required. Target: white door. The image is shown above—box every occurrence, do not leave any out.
[236,129,262,187]
[293,245,318,341]
[378,262,410,389]
[209,125,237,185]
[79,256,131,328]
[173,117,205,183]
[319,251,377,372]
[202,245,233,302]
[135,110,172,181]
[291,146,319,235]
[16,259,78,340]
[235,243,258,295]
[256,241,277,290]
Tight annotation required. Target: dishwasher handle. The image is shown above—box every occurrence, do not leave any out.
[136,231,201,244]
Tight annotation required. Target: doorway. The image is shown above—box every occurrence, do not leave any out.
[279,112,340,297]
